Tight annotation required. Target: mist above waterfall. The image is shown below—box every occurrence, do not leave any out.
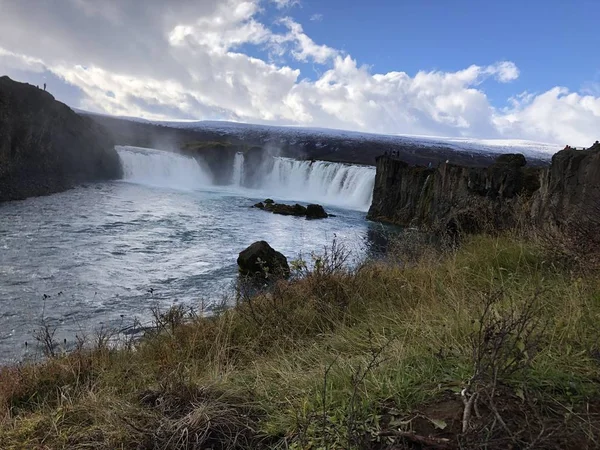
[116,146,375,211]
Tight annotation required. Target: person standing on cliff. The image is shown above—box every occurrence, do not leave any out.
[43,83,46,91]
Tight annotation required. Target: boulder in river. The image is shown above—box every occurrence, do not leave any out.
[253,199,329,219]
[237,241,290,278]
[306,204,328,219]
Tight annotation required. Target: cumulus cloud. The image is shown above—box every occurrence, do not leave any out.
[0,0,598,146]
[310,13,324,22]
[280,18,338,63]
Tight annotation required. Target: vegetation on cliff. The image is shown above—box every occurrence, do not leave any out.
[1,225,599,449]
[0,76,122,202]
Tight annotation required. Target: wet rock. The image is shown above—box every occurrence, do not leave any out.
[253,199,329,219]
[269,203,307,216]
[306,204,328,219]
[237,241,290,278]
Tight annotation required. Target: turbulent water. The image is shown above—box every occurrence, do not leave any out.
[0,146,387,363]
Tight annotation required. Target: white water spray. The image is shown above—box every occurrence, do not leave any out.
[116,146,213,189]
[115,146,375,211]
[256,157,375,211]
[231,152,245,186]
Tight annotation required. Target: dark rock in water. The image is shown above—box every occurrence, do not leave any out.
[237,241,290,278]
[269,203,307,216]
[306,204,328,219]
[0,76,122,202]
[253,199,329,219]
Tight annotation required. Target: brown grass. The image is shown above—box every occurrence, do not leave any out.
[1,232,599,449]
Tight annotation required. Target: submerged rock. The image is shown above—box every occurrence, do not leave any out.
[237,241,290,278]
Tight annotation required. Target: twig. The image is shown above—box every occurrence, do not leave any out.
[379,430,454,449]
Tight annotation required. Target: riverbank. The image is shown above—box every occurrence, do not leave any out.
[1,229,598,449]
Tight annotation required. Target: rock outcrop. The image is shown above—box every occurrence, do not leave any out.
[367,143,600,236]
[531,142,600,226]
[0,76,122,202]
[253,200,329,219]
[305,204,328,219]
[367,154,542,234]
[237,241,290,278]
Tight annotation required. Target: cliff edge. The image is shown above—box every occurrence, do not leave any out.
[531,142,600,226]
[0,76,122,202]
[367,153,541,234]
[367,144,600,235]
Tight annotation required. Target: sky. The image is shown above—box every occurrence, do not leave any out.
[0,0,599,146]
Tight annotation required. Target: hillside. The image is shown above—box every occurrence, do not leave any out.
[84,112,557,169]
[0,77,122,202]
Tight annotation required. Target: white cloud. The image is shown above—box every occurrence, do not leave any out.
[0,0,599,147]
[493,87,600,145]
[270,0,300,9]
[310,13,323,22]
[280,18,338,63]
[486,61,519,83]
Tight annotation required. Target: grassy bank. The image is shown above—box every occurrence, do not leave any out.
[1,233,599,449]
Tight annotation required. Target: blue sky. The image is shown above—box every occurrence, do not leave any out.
[278,0,600,101]
[0,0,598,145]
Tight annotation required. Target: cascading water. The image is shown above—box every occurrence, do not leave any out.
[115,146,375,211]
[117,146,213,189]
[231,152,245,186]
[255,157,376,211]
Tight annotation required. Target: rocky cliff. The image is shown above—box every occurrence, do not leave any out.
[531,142,600,226]
[0,76,122,202]
[367,143,600,235]
[367,153,542,234]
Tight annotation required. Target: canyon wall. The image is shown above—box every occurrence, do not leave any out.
[0,76,122,202]
[367,145,600,234]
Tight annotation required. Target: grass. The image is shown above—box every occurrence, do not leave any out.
[1,233,599,449]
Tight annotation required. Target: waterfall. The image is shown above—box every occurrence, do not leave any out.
[115,146,375,211]
[231,152,245,186]
[116,146,213,189]
[255,157,376,211]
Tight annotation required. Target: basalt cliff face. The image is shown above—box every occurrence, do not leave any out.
[531,143,600,226]
[0,76,122,202]
[367,146,600,234]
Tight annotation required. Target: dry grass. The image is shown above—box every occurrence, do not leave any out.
[1,233,599,449]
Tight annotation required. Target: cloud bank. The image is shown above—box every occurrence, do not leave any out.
[0,0,598,146]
